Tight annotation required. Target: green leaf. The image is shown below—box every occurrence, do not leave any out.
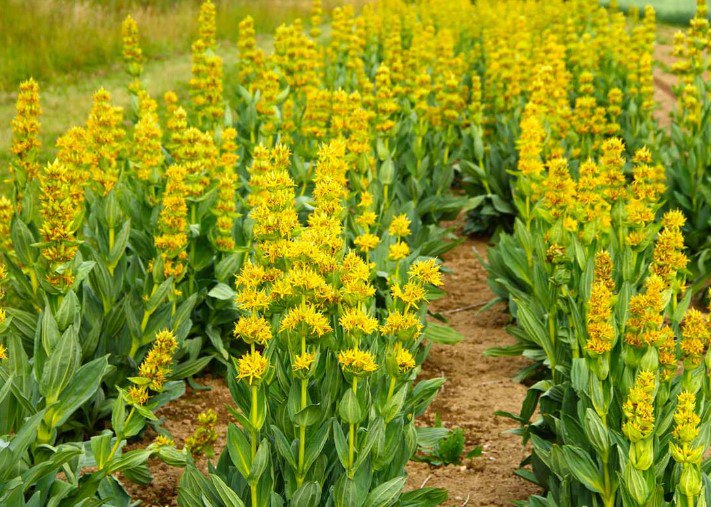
[339,389,362,425]
[423,323,463,345]
[208,283,237,301]
[39,328,81,404]
[210,474,246,507]
[561,446,605,494]
[146,278,173,313]
[45,355,110,429]
[303,422,330,473]
[363,476,406,507]
[398,488,448,507]
[291,482,321,507]
[270,425,297,471]
[248,439,270,485]
[227,423,253,480]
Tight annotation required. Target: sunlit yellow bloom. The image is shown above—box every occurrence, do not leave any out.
[339,307,379,336]
[381,310,423,341]
[408,258,443,286]
[622,370,656,442]
[680,309,709,368]
[293,351,316,372]
[338,347,378,376]
[354,233,380,252]
[389,214,412,237]
[128,385,149,406]
[394,342,416,373]
[0,343,7,361]
[281,305,332,338]
[389,241,410,261]
[234,314,273,346]
[236,350,269,386]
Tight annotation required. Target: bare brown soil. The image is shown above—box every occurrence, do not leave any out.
[123,238,537,506]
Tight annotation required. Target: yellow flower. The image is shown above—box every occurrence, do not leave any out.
[339,307,379,336]
[585,281,614,356]
[0,343,7,361]
[122,15,144,80]
[128,386,149,406]
[394,342,416,373]
[354,233,380,252]
[293,351,316,372]
[389,241,410,261]
[153,435,175,447]
[356,211,378,228]
[389,214,412,237]
[622,370,656,442]
[391,281,427,308]
[381,310,423,341]
[185,408,218,457]
[680,308,709,368]
[408,258,443,286]
[11,78,42,183]
[234,314,273,346]
[236,350,269,386]
[280,305,332,338]
[137,329,178,392]
[338,347,378,376]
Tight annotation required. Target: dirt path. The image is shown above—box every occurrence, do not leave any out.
[123,237,536,506]
[405,238,537,506]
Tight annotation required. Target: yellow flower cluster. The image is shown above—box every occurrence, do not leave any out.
[622,370,656,443]
[38,161,83,290]
[86,89,126,195]
[185,409,219,457]
[129,329,178,406]
[11,79,42,186]
[154,164,189,280]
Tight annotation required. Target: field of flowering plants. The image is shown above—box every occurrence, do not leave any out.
[0,0,709,505]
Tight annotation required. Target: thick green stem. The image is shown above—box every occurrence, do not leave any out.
[348,377,358,474]
[386,376,396,402]
[297,336,308,486]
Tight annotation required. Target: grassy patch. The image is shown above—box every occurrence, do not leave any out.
[599,0,707,25]
[0,0,356,92]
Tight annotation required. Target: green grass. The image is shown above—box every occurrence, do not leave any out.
[599,0,709,25]
[0,0,353,92]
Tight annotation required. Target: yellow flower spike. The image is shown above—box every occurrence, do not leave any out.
[38,160,83,290]
[133,110,163,181]
[338,347,378,377]
[585,280,614,356]
[197,0,217,50]
[137,329,178,392]
[623,370,656,473]
[408,258,443,287]
[122,15,144,81]
[86,89,126,194]
[236,350,269,386]
[155,164,189,278]
[680,309,709,369]
[212,127,239,251]
[651,213,688,283]
[234,314,273,346]
[11,78,42,184]
[186,408,219,457]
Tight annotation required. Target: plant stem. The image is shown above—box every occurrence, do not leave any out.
[250,383,259,507]
[386,376,396,402]
[297,335,307,486]
[348,377,358,475]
